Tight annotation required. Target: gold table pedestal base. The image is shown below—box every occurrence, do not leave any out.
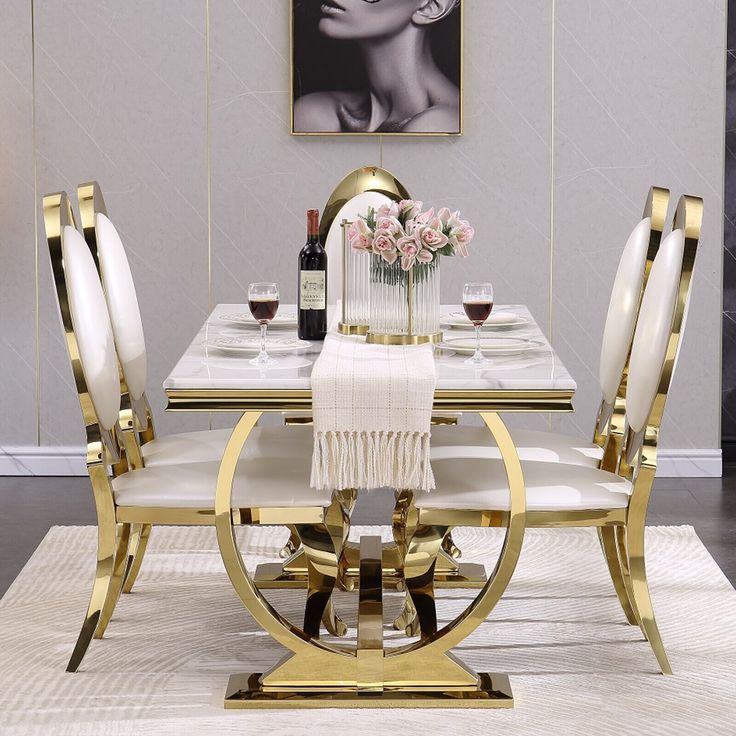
[224,672,513,709]
[254,561,486,589]
[254,542,487,590]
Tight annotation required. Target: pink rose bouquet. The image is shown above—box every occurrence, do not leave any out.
[347,199,475,272]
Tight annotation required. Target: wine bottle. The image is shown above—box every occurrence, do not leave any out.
[298,208,327,341]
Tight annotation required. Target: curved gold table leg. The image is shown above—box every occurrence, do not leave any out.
[122,523,151,594]
[391,490,420,634]
[598,526,638,625]
[297,523,340,639]
[216,410,526,706]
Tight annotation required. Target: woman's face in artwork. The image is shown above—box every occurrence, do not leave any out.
[317,0,422,41]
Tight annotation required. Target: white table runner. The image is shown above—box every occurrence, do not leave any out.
[310,334,436,492]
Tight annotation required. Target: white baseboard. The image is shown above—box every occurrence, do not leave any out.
[0,445,724,479]
[656,449,722,478]
[0,446,86,476]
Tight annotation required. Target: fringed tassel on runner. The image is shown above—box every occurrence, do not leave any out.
[311,431,435,492]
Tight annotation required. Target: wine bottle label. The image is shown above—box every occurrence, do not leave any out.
[299,270,326,310]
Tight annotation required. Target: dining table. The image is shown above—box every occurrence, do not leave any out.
[163,303,577,708]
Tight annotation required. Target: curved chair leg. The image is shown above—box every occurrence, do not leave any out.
[122,523,151,594]
[321,597,347,637]
[296,523,340,639]
[598,526,638,625]
[94,523,132,639]
[441,530,462,560]
[66,512,119,672]
[279,525,301,560]
[404,524,448,638]
[625,517,672,674]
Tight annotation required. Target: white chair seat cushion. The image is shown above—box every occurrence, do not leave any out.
[142,428,238,466]
[114,427,329,508]
[416,456,631,512]
[430,426,603,467]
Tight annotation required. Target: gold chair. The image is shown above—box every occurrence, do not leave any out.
[409,194,702,674]
[44,192,344,672]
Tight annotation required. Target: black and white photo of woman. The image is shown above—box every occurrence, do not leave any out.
[292,0,462,134]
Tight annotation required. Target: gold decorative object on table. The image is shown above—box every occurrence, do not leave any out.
[318,166,411,336]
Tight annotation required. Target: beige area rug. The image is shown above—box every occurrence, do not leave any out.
[0,525,735,735]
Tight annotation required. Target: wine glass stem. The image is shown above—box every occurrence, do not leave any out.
[474,324,483,362]
[259,322,268,362]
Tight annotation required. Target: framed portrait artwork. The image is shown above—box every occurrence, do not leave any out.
[290,0,463,136]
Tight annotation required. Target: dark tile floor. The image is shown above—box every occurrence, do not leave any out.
[0,471,734,597]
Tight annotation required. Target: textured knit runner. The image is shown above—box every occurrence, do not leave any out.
[310,333,436,492]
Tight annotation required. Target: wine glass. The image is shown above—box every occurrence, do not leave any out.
[462,282,494,366]
[248,282,280,366]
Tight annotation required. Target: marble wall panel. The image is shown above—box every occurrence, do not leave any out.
[35,0,209,440]
[553,0,725,448]
[0,0,37,463]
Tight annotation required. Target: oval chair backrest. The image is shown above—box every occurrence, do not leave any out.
[598,217,651,404]
[324,191,394,306]
[95,212,147,402]
[62,225,121,432]
[626,228,686,434]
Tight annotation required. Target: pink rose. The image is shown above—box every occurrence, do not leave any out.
[372,230,397,255]
[415,224,449,251]
[413,207,435,225]
[350,233,372,252]
[376,216,403,237]
[416,248,434,263]
[398,200,422,219]
[376,202,400,220]
[381,249,398,265]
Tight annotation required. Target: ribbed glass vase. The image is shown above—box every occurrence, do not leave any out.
[368,257,440,339]
[342,240,370,327]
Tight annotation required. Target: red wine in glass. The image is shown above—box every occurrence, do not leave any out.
[463,300,493,326]
[249,297,279,323]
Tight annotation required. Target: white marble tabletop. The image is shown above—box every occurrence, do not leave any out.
[164,305,576,402]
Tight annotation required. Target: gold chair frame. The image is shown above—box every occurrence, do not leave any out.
[44,191,344,672]
[404,193,702,675]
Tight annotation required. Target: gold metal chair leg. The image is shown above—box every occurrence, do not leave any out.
[279,525,301,560]
[625,515,672,674]
[296,523,340,639]
[66,501,118,673]
[598,526,638,625]
[403,524,449,638]
[122,523,151,594]
[94,523,132,639]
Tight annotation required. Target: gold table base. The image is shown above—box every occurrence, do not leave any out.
[254,541,486,590]
[224,672,513,709]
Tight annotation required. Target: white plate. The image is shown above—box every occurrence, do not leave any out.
[440,311,531,330]
[219,311,297,329]
[204,335,311,355]
[439,336,545,356]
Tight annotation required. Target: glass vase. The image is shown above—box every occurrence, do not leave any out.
[341,228,370,331]
[368,256,441,342]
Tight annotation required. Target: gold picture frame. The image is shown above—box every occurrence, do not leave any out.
[290,0,464,136]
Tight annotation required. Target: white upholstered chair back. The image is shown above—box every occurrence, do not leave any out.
[626,228,686,435]
[324,191,393,306]
[95,213,147,403]
[62,225,121,433]
[598,216,652,404]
